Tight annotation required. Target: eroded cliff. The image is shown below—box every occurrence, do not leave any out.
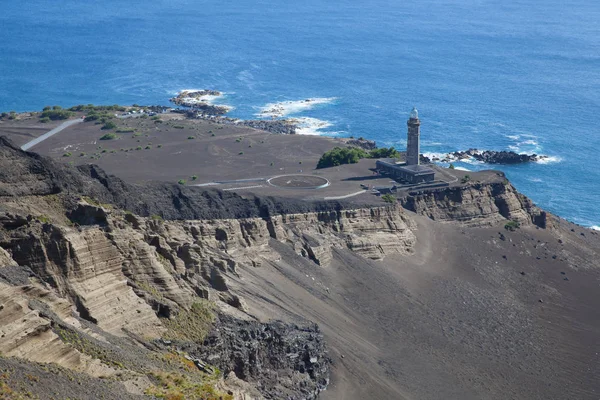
[0,136,569,399]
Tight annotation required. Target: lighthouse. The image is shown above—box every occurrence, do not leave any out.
[406,107,420,166]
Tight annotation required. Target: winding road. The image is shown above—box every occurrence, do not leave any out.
[21,118,84,151]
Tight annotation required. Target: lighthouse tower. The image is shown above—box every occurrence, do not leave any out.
[406,107,420,166]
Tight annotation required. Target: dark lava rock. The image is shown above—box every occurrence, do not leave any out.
[344,138,377,151]
[451,149,547,164]
[182,314,330,400]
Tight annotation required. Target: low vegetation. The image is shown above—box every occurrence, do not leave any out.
[145,370,232,400]
[101,121,117,130]
[317,146,400,169]
[504,220,521,231]
[161,301,215,343]
[69,104,126,112]
[461,175,471,184]
[40,106,74,121]
[381,193,396,203]
[178,179,186,185]
[99,133,118,140]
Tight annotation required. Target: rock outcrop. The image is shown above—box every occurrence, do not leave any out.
[182,315,330,400]
[400,181,547,227]
[424,148,548,164]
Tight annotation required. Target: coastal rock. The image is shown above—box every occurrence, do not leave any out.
[343,138,377,150]
[170,90,230,115]
[429,148,548,164]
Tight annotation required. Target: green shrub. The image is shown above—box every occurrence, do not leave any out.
[101,121,117,130]
[187,136,195,140]
[39,117,51,123]
[317,147,368,169]
[504,220,521,231]
[191,175,198,181]
[62,152,72,157]
[178,179,186,185]
[136,146,142,150]
[79,152,86,157]
[151,115,161,121]
[238,151,244,155]
[381,193,396,203]
[157,144,162,148]
[101,149,107,153]
[40,109,74,121]
[368,147,400,159]
[461,175,471,184]
[449,163,455,169]
[173,125,185,129]
[99,133,118,140]
[145,145,151,150]
[115,128,135,133]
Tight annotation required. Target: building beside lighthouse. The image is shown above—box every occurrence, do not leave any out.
[375,107,435,184]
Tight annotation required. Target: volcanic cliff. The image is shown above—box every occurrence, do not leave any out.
[1,136,599,400]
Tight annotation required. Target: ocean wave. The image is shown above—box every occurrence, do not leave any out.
[591,226,600,231]
[506,135,520,140]
[536,156,562,164]
[454,166,471,171]
[257,97,337,118]
[519,139,538,146]
[526,177,544,182]
[289,117,333,135]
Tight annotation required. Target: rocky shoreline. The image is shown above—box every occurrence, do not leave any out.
[424,148,548,164]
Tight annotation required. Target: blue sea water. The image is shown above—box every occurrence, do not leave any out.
[1,0,600,227]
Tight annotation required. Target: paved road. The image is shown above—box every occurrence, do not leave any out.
[21,118,84,151]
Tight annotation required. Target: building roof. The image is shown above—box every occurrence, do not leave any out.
[376,159,435,176]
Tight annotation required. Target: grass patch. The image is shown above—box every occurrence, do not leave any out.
[56,327,126,369]
[145,370,231,400]
[178,179,187,185]
[62,152,72,157]
[173,125,185,129]
[162,301,215,343]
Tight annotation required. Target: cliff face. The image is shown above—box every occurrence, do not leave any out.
[400,181,547,228]
[0,137,566,399]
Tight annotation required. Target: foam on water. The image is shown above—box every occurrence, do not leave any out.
[454,166,471,171]
[591,226,600,231]
[536,156,562,164]
[290,117,333,135]
[257,97,337,118]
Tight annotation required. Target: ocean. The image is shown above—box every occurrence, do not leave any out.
[1,0,599,227]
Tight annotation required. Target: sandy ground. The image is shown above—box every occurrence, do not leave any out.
[0,114,495,204]
[231,215,600,400]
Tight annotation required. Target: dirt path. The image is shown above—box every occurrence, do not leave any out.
[21,118,84,151]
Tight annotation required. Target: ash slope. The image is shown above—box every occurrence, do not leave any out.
[1,136,599,399]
